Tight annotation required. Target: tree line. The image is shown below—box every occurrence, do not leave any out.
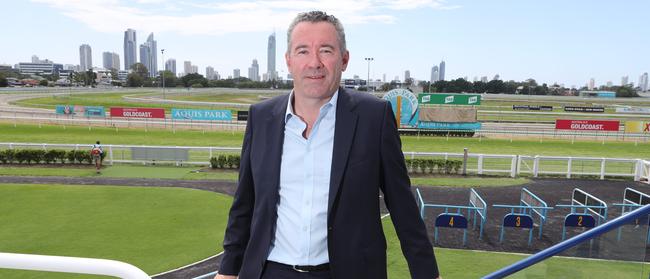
[124,63,293,89]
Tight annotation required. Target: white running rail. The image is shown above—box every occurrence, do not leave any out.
[0,252,149,278]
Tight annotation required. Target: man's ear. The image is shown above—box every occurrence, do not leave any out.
[285,52,291,69]
[341,50,350,71]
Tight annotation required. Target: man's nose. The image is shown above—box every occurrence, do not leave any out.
[306,52,323,68]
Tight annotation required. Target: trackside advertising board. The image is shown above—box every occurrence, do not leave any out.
[555,119,620,131]
[110,107,165,119]
[625,121,650,133]
[171,109,232,121]
[418,93,481,105]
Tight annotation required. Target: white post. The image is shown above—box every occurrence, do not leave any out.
[533,156,540,177]
[634,160,642,182]
[600,158,606,180]
[477,155,484,175]
[510,155,517,178]
[567,157,572,179]
[109,145,114,166]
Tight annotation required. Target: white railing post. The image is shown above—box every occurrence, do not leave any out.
[477,154,484,175]
[634,160,642,182]
[0,252,150,279]
[109,145,114,166]
[510,155,517,178]
[600,158,606,180]
[533,156,540,177]
[566,157,572,179]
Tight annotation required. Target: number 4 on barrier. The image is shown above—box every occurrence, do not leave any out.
[434,213,469,246]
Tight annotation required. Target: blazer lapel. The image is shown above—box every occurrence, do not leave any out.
[328,89,358,215]
[265,95,289,203]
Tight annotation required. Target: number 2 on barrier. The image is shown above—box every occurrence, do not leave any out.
[449,217,454,227]
[578,216,583,226]
[516,216,521,227]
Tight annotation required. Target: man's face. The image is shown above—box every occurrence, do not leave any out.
[286,21,349,101]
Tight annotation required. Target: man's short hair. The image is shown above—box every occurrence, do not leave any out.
[286,11,347,54]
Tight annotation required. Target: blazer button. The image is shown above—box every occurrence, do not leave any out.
[328,226,332,231]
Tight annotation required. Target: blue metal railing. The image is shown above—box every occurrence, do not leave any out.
[482,203,650,279]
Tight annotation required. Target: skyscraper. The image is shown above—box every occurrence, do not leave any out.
[439,60,446,81]
[248,59,259,81]
[139,33,157,77]
[102,52,113,69]
[621,76,629,86]
[588,78,595,90]
[404,70,410,82]
[430,65,439,82]
[206,66,215,80]
[191,65,198,74]
[112,53,120,71]
[267,32,276,81]
[31,55,40,63]
[640,72,649,92]
[79,44,92,71]
[233,69,240,79]
[140,33,158,77]
[184,61,192,75]
[165,59,176,75]
[123,29,137,71]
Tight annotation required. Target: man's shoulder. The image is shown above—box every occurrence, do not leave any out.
[340,88,387,111]
[250,92,289,113]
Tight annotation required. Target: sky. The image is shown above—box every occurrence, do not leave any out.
[2,0,649,87]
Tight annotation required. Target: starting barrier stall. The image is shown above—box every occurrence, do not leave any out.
[416,188,488,246]
[555,188,608,240]
[493,188,553,246]
[613,187,650,242]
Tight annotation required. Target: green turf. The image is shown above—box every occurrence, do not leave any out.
[0,165,239,181]
[0,184,231,278]
[383,218,650,278]
[1,123,649,159]
[0,165,529,187]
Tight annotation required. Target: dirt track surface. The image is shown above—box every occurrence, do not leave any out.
[1,176,648,278]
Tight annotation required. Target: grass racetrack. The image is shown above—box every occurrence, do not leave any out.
[0,184,231,278]
[1,123,649,159]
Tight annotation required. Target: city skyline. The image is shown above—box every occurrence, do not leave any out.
[2,0,649,87]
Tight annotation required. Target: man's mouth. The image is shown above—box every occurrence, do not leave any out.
[306,75,325,80]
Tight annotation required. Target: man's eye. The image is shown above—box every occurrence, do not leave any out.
[297,50,307,55]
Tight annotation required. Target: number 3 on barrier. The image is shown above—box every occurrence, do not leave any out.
[515,216,521,227]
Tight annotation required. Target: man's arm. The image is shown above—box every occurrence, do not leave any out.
[218,107,256,276]
[378,102,440,279]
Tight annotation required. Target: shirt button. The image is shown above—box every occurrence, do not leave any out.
[328,226,332,231]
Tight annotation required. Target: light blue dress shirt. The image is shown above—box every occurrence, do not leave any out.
[267,90,338,266]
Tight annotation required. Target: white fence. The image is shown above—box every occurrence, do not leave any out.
[1,142,648,183]
[0,252,149,279]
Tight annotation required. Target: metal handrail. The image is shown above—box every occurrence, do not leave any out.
[482,203,650,279]
[0,252,149,279]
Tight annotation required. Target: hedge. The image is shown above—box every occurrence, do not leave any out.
[0,149,105,165]
[209,154,463,175]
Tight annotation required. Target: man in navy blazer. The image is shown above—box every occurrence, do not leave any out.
[216,11,439,279]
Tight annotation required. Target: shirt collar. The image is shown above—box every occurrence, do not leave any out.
[285,89,339,123]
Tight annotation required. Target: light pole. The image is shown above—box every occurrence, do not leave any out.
[161,49,165,99]
[364,57,373,92]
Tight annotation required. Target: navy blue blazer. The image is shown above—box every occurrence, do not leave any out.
[219,88,439,278]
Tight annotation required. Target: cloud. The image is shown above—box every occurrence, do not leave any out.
[31,0,459,35]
